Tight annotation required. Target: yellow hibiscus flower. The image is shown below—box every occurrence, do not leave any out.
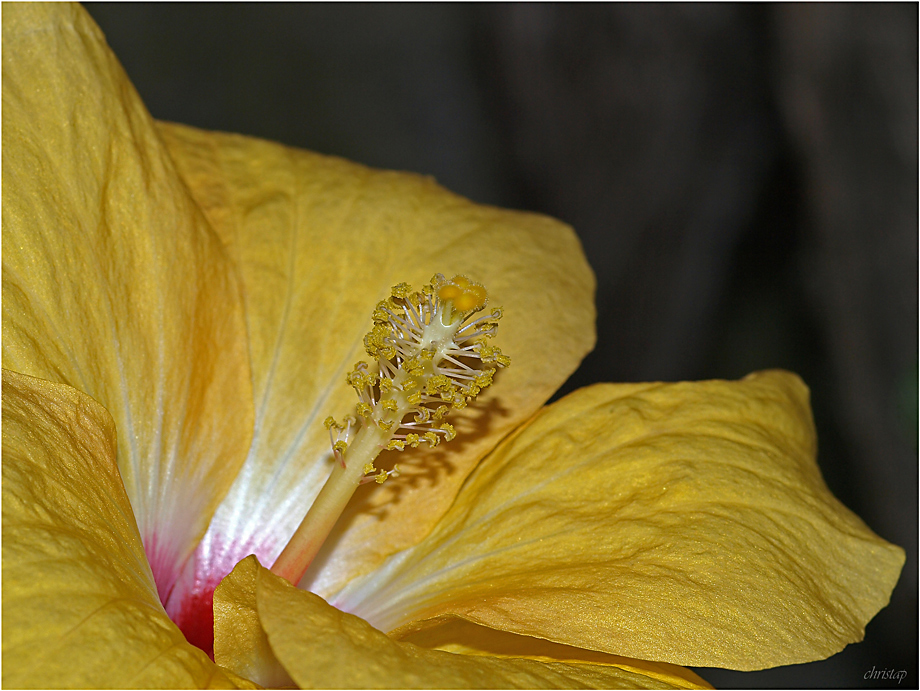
[2,4,903,689]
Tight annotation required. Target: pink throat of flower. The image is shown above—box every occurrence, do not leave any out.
[173,586,218,659]
[153,531,277,660]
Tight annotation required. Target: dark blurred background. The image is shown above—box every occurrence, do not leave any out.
[83,4,917,688]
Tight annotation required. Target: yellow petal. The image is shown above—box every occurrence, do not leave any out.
[213,559,296,689]
[332,371,904,670]
[1,3,253,605]
[397,615,711,689]
[215,556,703,689]
[1,370,247,689]
[156,122,596,594]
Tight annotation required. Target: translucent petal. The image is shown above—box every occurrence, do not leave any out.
[157,122,596,599]
[1,370,247,689]
[1,3,254,602]
[333,371,904,670]
[215,556,705,689]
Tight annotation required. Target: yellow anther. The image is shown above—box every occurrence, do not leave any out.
[356,402,373,418]
[375,470,388,484]
[372,301,390,323]
[364,324,396,359]
[377,420,394,432]
[381,399,398,413]
[404,357,425,376]
[406,391,423,406]
[391,282,412,299]
[424,431,440,446]
[479,344,511,367]
[347,363,377,391]
[434,405,450,420]
[440,422,456,441]
[363,462,376,475]
[405,433,421,447]
[379,377,393,393]
[324,416,337,430]
[386,439,405,451]
[334,441,348,453]
[427,374,452,395]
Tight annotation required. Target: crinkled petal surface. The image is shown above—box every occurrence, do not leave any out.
[215,557,706,689]
[1,2,254,602]
[1,370,253,689]
[331,371,904,671]
[156,122,596,604]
